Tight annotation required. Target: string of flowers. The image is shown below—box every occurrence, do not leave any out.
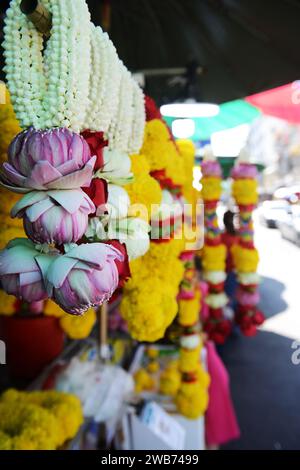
[0,1,147,318]
[231,148,265,336]
[201,146,232,344]
[120,98,188,341]
[175,255,210,419]
[0,389,83,450]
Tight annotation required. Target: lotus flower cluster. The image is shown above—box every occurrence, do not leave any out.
[0,238,58,302]
[0,128,96,245]
[12,190,95,245]
[1,127,95,192]
[0,238,123,314]
[45,243,123,314]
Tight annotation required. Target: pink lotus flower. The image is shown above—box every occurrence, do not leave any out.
[1,127,96,192]
[0,238,57,302]
[45,243,124,315]
[11,189,95,245]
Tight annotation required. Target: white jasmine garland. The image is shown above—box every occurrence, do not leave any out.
[3,0,91,131]
[205,293,228,309]
[237,272,260,286]
[84,25,110,132]
[108,66,134,153]
[180,334,201,350]
[203,271,227,284]
[128,80,146,154]
[94,148,133,185]
[92,37,122,134]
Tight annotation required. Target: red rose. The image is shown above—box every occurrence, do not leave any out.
[241,324,257,337]
[105,240,131,288]
[145,96,162,121]
[203,320,214,334]
[209,308,223,320]
[208,282,225,293]
[205,236,222,246]
[83,178,108,213]
[81,130,108,171]
[210,331,226,344]
[253,310,265,326]
[217,319,232,335]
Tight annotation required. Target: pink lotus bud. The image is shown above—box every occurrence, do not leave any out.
[45,243,124,315]
[11,189,95,245]
[0,238,57,302]
[1,127,96,192]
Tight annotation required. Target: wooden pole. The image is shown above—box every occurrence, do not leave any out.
[20,0,52,38]
[98,302,110,363]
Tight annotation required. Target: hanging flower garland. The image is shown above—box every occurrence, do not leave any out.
[231,149,265,336]
[3,0,92,131]
[0,389,83,450]
[1,1,147,317]
[120,97,189,341]
[200,146,232,344]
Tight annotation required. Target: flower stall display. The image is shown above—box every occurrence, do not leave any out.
[0,389,83,450]
[1,0,147,319]
[231,148,265,336]
[200,146,232,344]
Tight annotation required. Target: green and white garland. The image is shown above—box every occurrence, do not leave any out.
[3,0,91,131]
[3,0,145,153]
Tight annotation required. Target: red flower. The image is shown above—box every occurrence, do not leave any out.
[209,308,223,320]
[83,178,108,214]
[205,236,222,246]
[241,324,257,337]
[81,130,108,171]
[145,96,162,121]
[208,282,225,293]
[210,331,226,344]
[106,240,131,288]
[253,310,265,326]
[217,319,232,335]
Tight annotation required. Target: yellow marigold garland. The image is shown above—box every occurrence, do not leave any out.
[59,308,97,339]
[231,244,259,273]
[202,243,226,272]
[1,389,83,448]
[0,290,17,316]
[178,289,201,326]
[201,176,222,201]
[232,179,258,206]
[175,379,209,419]
[125,154,162,221]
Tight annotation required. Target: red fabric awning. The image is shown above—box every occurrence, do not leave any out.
[246,81,300,123]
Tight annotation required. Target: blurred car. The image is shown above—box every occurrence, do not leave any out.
[278,206,300,246]
[259,200,290,228]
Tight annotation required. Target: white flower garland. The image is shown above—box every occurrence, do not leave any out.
[92,35,123,134]
[3,0,91,131]
[128,80,146,154]
[107,65,133,153]
[84,24,109,132]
